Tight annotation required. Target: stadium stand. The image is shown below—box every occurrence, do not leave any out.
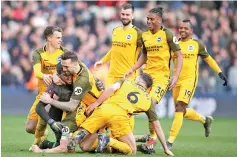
[1,1,237,94]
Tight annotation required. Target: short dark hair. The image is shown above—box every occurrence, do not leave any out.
[61,51,78,62]
[149,7,164,18]
[182,19,193,29]
[43,26,63,40]
[140,73,153,89]
[56,63,63,75]
[121,3,134,12]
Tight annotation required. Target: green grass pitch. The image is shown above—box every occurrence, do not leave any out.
[2,115,237,157]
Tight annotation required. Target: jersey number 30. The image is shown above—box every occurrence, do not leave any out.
[127,92,140,104]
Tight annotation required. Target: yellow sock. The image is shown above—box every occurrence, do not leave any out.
[149,122,157,139]
[168,112,183,143]
[108,137,132,155]
[184,108,206,124]
[34,117,47,145]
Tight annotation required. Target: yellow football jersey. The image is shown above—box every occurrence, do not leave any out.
[142,26,180,78]
[102,26,142,77]
[32,46,67,93]
[173,38,209,82]
[103,80,151,114]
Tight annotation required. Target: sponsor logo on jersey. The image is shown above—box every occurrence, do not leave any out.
[62,126,70,134]
[43,65,56,70]
[188,45,194,51]
[126,34,132,40]
[173,36,179,44]
[157,37,162,42]
[74,87,83,95]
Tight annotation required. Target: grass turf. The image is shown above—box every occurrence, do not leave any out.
[1,115,237,157]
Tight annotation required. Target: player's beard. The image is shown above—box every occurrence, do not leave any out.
[180,32,189,40]
[121,19,131,26]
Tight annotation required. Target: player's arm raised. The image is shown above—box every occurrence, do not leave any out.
[86,80,124,115]
[198,40,228,86]
[166,30,183,90]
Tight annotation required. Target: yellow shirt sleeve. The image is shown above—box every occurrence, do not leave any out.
[33,63,43,79]
[101,49,111,63]
[197,40,222,73]
[204,56,222,74]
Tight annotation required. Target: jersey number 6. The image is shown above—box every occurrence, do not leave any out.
[127,92,140,104]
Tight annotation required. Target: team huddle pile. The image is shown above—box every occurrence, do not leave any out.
[26,3,228,156]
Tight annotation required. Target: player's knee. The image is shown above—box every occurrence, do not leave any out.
[123,145,133,155]
[175,101,186,112]
[131,145,137,155]
[79,144,89,152]
[25,125,35,134]
[26,119,37,134]
[127,141,136,155]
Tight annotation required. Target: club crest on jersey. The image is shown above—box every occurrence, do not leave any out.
[32,56,36,63]
[188,45,194,51]
[173,36,179,44]
[126,34,132,40]
[57,56,61,62]
[74,87,82,95]
[157,37,162,42]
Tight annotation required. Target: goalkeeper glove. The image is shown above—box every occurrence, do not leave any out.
[218,72,228,86]
[47,119,65,133]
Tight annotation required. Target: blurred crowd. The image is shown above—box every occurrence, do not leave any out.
[1,1,237,95]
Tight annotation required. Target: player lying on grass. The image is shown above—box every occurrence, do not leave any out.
[30,73,173,155]
[34,63,73,147]
[32,62,105,149]
[69,73,174,156]
[31,52,106,153]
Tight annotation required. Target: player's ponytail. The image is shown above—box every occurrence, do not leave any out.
[149,7,164,18]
